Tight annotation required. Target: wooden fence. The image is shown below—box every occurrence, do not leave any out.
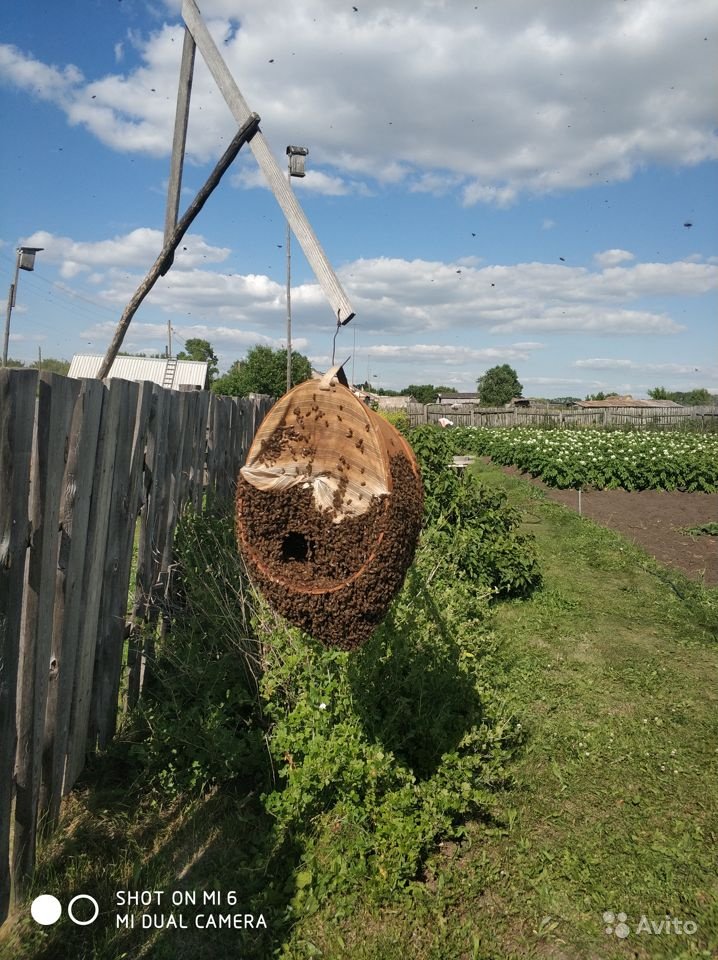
[0,368,272,922]
[406,403,718,431]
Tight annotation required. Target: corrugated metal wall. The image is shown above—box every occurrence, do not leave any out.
[67,354,206,388]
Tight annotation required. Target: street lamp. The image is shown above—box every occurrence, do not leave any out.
[3,246,43,367]
[285,145,308,392]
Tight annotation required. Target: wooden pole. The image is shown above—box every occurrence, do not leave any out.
[181,0,355,325]
[97,112,260,380]
[163,26,197,359]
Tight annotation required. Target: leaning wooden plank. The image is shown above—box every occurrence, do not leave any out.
[182,0,355,325]
[0,370,37,923]
[85,380,148,758]
[164,27,197,250]
[38,379,104,824]
[97,112,260,379]
[13,374,78,888]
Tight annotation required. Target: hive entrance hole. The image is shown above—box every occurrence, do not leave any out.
[282,531,312,563]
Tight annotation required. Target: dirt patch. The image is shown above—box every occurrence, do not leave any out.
[496,464,718,585]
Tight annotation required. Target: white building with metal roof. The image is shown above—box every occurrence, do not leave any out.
[67,355,208,390]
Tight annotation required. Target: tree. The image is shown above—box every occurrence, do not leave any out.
[213,345,312,397]
[584,391,619,401]
[477,364,522,406]
[648,386,713,406]
[400,384,457,404]
[31,358,70,375]
[647,386,669,400]
[177,338,219,383]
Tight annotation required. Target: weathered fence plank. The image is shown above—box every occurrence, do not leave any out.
[87,380,152,757]
[13,373,79,887]
[84,379,138,757]
[127,384,169,708]
[38,379,105,825]
[0,369,38,923]
[45,379,123,825]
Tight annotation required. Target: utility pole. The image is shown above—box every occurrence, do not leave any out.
[3,246,43,367]
[285,145,308,392]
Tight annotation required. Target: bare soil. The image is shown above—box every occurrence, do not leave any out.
[498,465,718,585]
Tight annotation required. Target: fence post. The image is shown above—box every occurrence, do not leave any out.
[0,369,37,924]
[13,373,79,891]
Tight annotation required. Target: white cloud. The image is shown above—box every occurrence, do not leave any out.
[23,230,715,344]
[339,255,716,337]
[2,0,716,201]
[573,358,713,376]
[362,342,542,365]
[231,166,371,196]
[594,249,635,267]
[523,376,601,387]
[22,229,230,277]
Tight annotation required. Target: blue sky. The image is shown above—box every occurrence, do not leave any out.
[1,0,716,396]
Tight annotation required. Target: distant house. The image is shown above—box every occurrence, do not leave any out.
[576,396,683,409]
[437,392,480,407]
[67,354,209,390]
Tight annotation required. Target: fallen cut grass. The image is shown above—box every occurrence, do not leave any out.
[2,463,717,960]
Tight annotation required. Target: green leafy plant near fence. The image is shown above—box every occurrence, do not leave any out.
[124,427,541,916]
[410,425,542,597]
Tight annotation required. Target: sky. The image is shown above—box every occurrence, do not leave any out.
[1,0,717,397]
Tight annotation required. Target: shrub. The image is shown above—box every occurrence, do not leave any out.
[376,408,410,435]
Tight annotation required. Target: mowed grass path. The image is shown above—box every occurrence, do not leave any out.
[299,462,718,959]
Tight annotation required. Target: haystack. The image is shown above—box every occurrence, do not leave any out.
[236,368,423,648]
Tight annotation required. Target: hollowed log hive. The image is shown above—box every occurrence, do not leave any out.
[235,375,423,649]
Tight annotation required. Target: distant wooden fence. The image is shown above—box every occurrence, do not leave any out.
[0,368,272,922]
[406,403,718,431]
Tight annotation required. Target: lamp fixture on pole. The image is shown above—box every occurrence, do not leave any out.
[3,246,43,367]
[285,145,308,392]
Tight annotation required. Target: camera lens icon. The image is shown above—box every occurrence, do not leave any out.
[31,894,99,926]
[30,895,62,926]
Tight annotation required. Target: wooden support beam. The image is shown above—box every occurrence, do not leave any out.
[164,28,196,257]
[97,112,260,380]
[181,0,355,325]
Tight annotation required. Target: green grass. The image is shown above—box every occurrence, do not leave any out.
[2,466,717,960]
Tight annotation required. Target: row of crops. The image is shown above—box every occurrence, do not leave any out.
[446,426,718,492]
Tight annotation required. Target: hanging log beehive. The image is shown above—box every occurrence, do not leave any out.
[236,369,423,649]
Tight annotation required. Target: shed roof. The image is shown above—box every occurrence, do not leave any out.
[68,355,208,389]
